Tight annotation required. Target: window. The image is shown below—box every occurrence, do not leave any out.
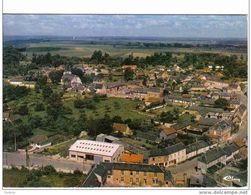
[144,179,147,184]
[121,177,124,182]
[104,160,110,162]
[71,154,76,158]
[121,170,124,175]
[152,157,155,161]
[77,155,83,159]
[130,171,133,175]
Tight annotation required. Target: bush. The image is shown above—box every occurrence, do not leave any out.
[34,103,45,111]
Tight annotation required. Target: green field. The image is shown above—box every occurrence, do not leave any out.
[3,168,86,187]
[63,93,148,120]
[22,42,244,58]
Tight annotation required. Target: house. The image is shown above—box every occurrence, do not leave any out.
[148,143,186,167]
[233,104,247,126]
[96,134,120,143]
[61,72,82,90]
[208,120,232,143]
[197,148,227,174]
[122,65,137,71]
[120,152,144,164]
[204,80,229,90]
[135,72,145,78]
[222,143,239,162]
[189,173,217,187]
[159,126,177,141]
[83,162,173,187]
[112,123,133,136]
[186,140,216,160]
[69,140,124,164]
[5,77,36,89]
[165,96,196,107]
[198,118,221,127]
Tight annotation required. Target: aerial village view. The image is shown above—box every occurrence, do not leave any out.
[3,15,248,188]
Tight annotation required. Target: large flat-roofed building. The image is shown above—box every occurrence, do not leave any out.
[69,140,124,164]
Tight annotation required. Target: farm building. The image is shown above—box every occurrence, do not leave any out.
[69,140,124,164]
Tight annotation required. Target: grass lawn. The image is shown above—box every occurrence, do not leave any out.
[3,168,86,187]
[120,137,154,149]
[41,138,76,157]
[3,168,29,187]
[150,105,185,115]
[63,96,148,121]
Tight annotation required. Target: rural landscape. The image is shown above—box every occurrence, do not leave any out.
[3,15,248,188]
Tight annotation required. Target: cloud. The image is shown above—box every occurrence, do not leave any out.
[3,15,247,38]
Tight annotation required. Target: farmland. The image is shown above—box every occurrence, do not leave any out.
[21,41,247,58]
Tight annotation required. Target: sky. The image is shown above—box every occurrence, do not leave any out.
[3,15,247,38]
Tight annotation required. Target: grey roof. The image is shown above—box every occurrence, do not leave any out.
[106,81,125,89]
[83,162,172,187]
[198,148,226,164]
[211,120,232,132]
[198,118,221,126]
[186,140,210,154]
[149,143,186,157]
[102,162,164,173]
[222,143,239,157]
[239,104,247,115]
[82,164,107,187]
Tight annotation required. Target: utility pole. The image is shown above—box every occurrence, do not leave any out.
[14,133,17,152]
[26,147,30,168]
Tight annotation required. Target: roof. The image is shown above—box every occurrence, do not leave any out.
[120,153,144,163]
[101,162,164,173]
[198,148,226,164]
[112,123,129,133]
[198,118,221,126]
[222,143,239,157]
[69,140,122,157]
[186,140,210,154]
[161,127,176,136]
[106,81,125,89]
[122,65,137,69]
[239,104,247,115]
[149,143,186,157]
[211,120,232,132]
[82,162,172,187]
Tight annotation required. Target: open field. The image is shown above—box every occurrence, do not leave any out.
[22,42,247,58]
[63,94,148,120]
[3,168,86,187]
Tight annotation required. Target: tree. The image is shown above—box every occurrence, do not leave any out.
[214,98,229,110]
[42,85,53,100]
[17,104,29,115]
[48,70,64,85]
[46,92,63,120]
[124,68,134,81]
[71,68,83,79]
[160,111,176,123]
[91,50,103,64]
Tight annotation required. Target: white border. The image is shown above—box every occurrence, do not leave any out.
[3,0,249,14]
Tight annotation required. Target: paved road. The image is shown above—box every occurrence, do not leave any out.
[168,157,198,178]
[3,152,92,174]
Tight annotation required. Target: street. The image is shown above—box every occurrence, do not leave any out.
[3,152,92,174]
[168,157,198,178]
